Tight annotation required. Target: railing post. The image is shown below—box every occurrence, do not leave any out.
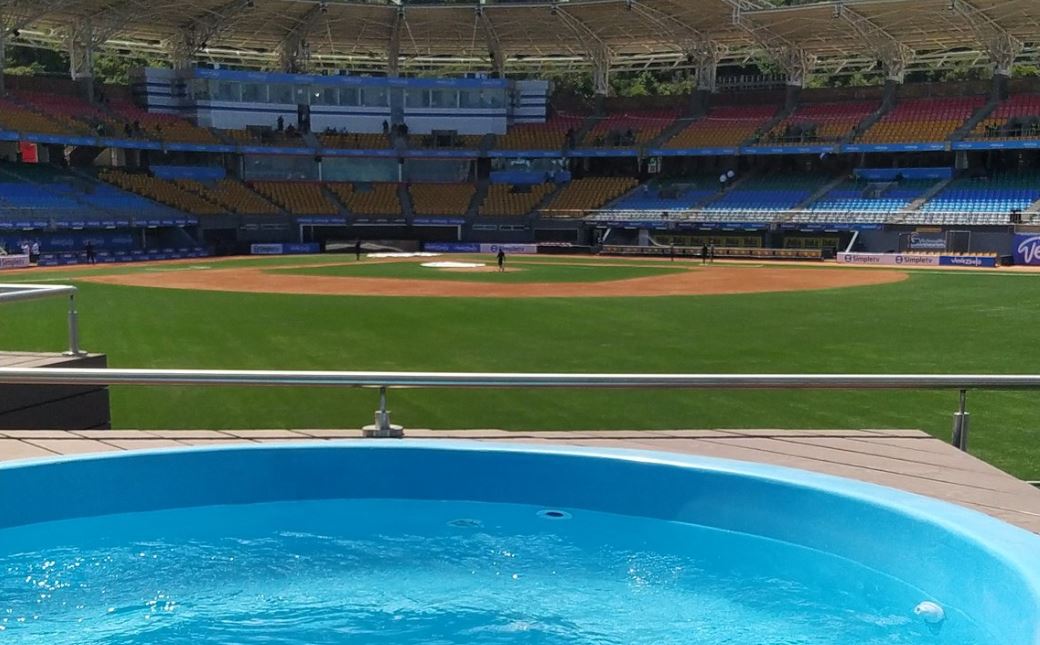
[64,294,85,356]
[951,389,970,451]
[362,385,404,438]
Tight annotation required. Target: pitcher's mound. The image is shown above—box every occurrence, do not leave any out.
[421,261,487,269]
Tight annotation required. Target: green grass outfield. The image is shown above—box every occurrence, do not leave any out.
[1,255,1038,480]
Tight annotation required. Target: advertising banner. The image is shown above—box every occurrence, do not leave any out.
[250,243,321,255]
[938,255,998,268]
[908,232,947,251]
[1013,234,1040,266]
[479,243,538,255]
[424,242,480,253]
[836,253,940,266]
[0,254,30,270]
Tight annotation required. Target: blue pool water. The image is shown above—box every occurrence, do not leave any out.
[0,443,1038,644]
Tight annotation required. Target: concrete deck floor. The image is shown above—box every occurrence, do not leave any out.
[1,428,1038,534]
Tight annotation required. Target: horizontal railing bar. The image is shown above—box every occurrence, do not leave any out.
[0,284,77,305]
[2,368,1040,390]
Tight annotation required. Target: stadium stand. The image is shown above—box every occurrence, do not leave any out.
[545,177,638,216]
[665,104,779,148]
[176,179,281,215]
[409,184,475,216]
[706,174,820,212]
[479,183,553,217]
[495,116,585,150]
[221,129,309,147]
[107,99,221,144]
[611,179,718,211]
[919,172,1040,215]
[0,97,77,135]
[761,102,876,145]
[330,183,401,216]
[250,182,338,215]
[0,164,173,219]
[99,170,225,215]
[971,95,1040,140]
[857,97,984,143]
[13,91,117,136]
[582,109,680,147]
[408,134,484,149]
[809,179,935,212]
[319,133,392,149]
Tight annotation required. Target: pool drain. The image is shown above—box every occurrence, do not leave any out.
[537,509,572,520]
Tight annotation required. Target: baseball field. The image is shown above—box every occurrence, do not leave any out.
[1,253,1037,480]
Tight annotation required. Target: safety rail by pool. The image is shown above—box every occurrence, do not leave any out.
[0,367,1026,448]
[0,283,83,356]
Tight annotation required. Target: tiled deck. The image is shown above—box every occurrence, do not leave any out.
[1,428,1039,534]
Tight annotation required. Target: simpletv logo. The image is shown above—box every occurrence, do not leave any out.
[894,255,938,265]
[1017,236,1040,264]
[842,254,880,263]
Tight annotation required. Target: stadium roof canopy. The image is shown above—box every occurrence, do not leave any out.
[3,0,1039,80]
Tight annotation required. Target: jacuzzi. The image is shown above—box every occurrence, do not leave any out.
[0,441,1037,644]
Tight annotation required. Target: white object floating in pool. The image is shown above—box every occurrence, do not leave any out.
[367,252,442,258]
[421,261,487,269]
[914,601,945,624]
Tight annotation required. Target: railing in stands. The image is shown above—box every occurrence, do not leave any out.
[0,367,1028,450]
[0,283,83,355]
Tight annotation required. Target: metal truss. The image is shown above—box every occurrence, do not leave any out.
[724,0,815,87]
[554,5,612,94]
[951,0,1023,75]
[164,0,257,69]
[837,3,914,82]
[277,5,325,73]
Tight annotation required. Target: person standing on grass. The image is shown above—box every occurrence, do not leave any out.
[497,248,506,272]
[700,243,708,265]
[670,243,675,262]
[709,243,716,264]
[85,241,96,265]
[355,240,362,261]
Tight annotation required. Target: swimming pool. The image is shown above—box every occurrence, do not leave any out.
[0,441,1037,644]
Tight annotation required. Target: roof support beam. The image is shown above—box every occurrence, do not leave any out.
[626,0,705,51]
[165,0,255,70]
[952,0,1022,76]
[555,7,612,95]
[387,8,402,77]
[626,0,727,90]
[278,5,324,73]
[837,5,914,83]
[690,40,727,92]
[725,1,815,88]
[476,7,504,78]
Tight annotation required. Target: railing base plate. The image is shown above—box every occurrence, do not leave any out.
[362,424,404,438]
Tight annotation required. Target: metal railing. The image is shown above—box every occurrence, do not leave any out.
[0,367,1030,446]
[0,284,84,356]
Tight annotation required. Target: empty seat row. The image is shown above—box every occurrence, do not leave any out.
[409,184,475,216]
[545,177,639,216]
[479,184,553,217]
